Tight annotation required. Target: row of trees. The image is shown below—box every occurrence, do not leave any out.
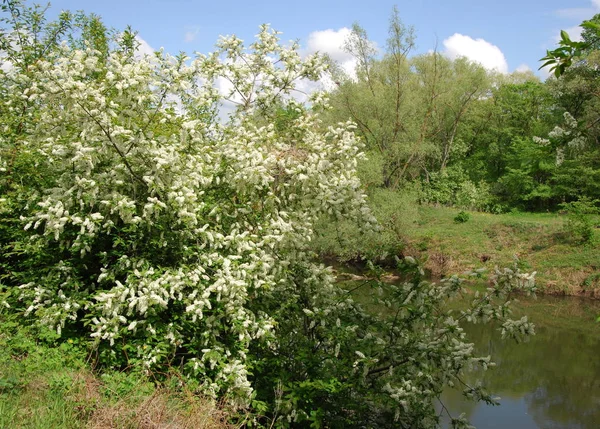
[0,1,538,427]
[324,10,600,212]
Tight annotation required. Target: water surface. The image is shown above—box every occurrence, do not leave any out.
[440,295,600,429]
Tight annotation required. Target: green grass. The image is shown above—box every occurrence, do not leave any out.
[407,206,600,295]
[0,317,236,429]
[316,196,600,296]
[0,320,85,429]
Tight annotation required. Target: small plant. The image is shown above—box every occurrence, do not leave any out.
[454,211,470,223]
[582,272,600,290]
[0,374,22,393]
[416,235,432,251]
[560,197,600,244]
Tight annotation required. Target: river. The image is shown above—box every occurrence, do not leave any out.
[439,294,600,429]
[337,265,600,429]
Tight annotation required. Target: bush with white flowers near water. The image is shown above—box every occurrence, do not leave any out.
[7,24,375,398]
[0,5,537,427]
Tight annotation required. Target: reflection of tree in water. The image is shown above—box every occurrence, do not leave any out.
[525,386,597,429]
[459,319,600,429]
[524,366,600,429]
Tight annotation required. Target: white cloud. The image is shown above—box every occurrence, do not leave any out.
[563,25,583,42]
[548,0,594,64]
[306,28,353,63]
[134,35,155,59]
[550,25,583,49]
[539,64,552,81]
[556,1,600,21]
[184,27,200,43]
[515,63,532,73]
[303,26,383,91]
[442,33,509,73]
[555,7,594,20]
[304,27,359,79]
[214,75,236,101]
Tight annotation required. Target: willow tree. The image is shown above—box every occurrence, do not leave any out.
[324,8,491,188]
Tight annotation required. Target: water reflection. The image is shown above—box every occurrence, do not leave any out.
[441,296,600,429]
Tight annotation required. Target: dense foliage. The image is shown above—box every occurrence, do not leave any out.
[324,10,600,214]
[0,2,542,428]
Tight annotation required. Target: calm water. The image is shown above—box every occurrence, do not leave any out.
[440,295,600,429]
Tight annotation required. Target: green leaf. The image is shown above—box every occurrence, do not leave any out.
[539,60,556,70]
[581,20,600,31]
[560,30,571,43]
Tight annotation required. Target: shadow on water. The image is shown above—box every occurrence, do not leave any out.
[439,295,600,429]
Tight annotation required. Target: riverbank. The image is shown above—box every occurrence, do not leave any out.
[314,199,600,298]
[335,267,600,428]
[408,206,600,298]
[334,265,600,428]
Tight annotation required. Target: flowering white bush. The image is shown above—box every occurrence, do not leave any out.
[4,22,375,399]
[535,111,586,166]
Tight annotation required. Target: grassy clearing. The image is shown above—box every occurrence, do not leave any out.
[314,191,600,297]
[0,318,238,429]
[406,205,600,296]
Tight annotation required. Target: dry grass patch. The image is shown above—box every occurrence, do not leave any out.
[86,385,237,429]
[425,252,456,278]
[63,371,240,429]
[540,267,600,297]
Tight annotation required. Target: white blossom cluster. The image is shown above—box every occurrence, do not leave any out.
[535,111,586,166]
[10,26,376,401]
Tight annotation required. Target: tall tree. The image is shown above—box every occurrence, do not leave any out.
[325,9,491,188]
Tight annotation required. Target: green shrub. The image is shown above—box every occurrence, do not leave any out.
[357,151,386,190]
[454,211,470,223]
[559,197,600,244]
[0,11,376,402]
[312,188,420,263]
[420,166,493,211]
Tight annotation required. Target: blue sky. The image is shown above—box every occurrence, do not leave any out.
[40,0,599,78]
